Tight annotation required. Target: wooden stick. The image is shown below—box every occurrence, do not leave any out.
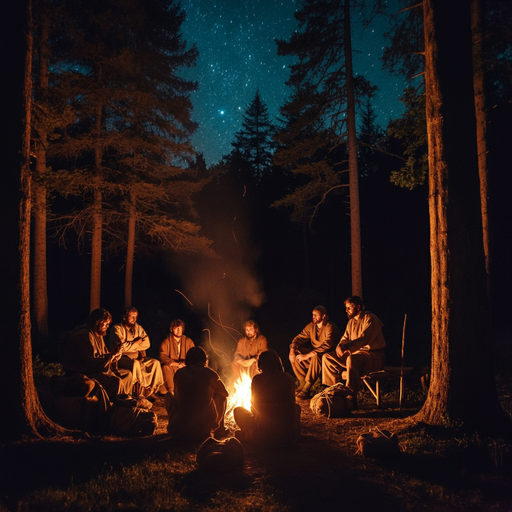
[399,313,407,410]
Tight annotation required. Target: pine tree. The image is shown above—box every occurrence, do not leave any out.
[274,0,376,296]
[358,98,384,179]
[47,0,212,310]
[31,0,74,340]
[232,90,275,179]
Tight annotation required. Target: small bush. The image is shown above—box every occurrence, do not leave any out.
[32,355,64,388]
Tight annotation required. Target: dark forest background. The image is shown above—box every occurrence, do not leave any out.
[28,0,512,384]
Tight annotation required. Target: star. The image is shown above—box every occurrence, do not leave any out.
[181,0,405,165]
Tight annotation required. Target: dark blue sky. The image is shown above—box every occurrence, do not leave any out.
[181,0,405,165]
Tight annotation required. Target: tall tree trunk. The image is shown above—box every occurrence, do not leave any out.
[32,1,50,342]
[344,0,363,298]
[33,179,49,340]
[302,220,310,290]
[90,102,103,312]
[90,183,102,312]
[416,0,507,433]
[1,0,65,441]
[124,189,136,308]
[471,0,492,303]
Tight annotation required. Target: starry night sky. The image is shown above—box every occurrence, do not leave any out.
[180,0,406,165]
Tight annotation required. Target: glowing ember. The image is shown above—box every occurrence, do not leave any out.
[225,371,253,427]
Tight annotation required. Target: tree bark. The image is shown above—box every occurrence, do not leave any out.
[471,0,491,303]
[90,184,102,312]
[32,2,50,342]
[302,220,310,290]
[33,179,49,341]
[416,0,508,433]
[344,0,363,298]
[124,189,136,308]
[90,107,103,312]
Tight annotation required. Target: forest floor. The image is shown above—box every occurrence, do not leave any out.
[1,376,512,512]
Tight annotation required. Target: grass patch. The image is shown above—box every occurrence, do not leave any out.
[3,366,510,512]
[13,452,289,512]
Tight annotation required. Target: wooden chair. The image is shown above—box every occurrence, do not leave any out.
[361,365,430,407]
[361,314,413,408]
[361,366,413,407]
[342,364,428,407]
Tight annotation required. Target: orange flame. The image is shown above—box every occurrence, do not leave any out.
[225,371,252,427]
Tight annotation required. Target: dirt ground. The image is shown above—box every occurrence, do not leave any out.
[145,384,512,511]
[1,381,511,512]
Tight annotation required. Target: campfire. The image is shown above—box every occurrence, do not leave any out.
[225,371,252,428]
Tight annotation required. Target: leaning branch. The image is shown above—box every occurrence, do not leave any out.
[310,183,349,228]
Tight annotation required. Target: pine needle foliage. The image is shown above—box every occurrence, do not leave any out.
[387,87,428,189]
[273,0,376,224]
[232,90,276,180]
[43,0,212,259]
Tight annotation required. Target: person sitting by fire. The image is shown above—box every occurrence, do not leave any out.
[165,346,229,440]
[322,296,386,409]
[234,349,301,446]
[109,306,164,400]
[231,320,268,382]
[159,319,195,395]
[289,305,341,399]
[61,308,134,402]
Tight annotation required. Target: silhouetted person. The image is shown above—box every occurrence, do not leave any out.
[165,346,229,441]
[234,350,301,446]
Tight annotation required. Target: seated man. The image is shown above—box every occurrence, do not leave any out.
[165,346,229,441]
[61,308,133,402]
[110,306,164,399]
[322,296,386,408]
[231,320,268,382]
[234,350,301,446]
[289,305,340,399]
[159,319,195,395]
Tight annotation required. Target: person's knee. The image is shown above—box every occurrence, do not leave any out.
[322,352,334,367]
[346,353,367,374]
[310,353,321,366]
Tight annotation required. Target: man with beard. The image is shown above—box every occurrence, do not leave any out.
[110,306,164,400]
[231,320,268,382]
[289,305,340,399]
[322,296,386,409]
[62,308,134,402]
[159,319,195,395]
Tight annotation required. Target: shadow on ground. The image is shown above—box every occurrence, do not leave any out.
[1,393,512,512]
